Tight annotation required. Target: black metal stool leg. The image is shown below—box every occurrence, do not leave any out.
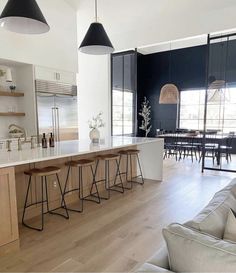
[45,175,69,219]
[22,176,45,231]
[40,176,44,231]
[137,154,145,185]
[44,176,50,213]
[108,159,124,193]
[105,161,111,200]
[63,165,82,213]
[79,166,84,212]
[22,175,32,225]
[56,173,69,219]
[83,164,101,204]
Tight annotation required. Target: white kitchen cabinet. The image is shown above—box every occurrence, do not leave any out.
[35,66,76,85]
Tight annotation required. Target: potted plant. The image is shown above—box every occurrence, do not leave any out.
[88,111,105,143]
[139,97,152,137]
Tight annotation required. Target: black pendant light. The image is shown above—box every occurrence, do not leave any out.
[79,0,114,55]
[0,0,50,34]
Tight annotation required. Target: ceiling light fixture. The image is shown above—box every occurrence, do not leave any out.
[79,0,114,55]
[0,0,50,34]
[159,43,179,104]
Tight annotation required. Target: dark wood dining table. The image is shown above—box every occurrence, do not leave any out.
[158,133,229,165]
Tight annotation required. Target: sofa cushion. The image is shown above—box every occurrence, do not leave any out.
[163,223,236,272]
[224,209,236,242]
[136,263,174,273]
[185,190,236,238]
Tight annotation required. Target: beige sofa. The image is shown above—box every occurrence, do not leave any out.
[137,179,236,272]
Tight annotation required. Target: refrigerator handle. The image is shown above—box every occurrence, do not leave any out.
[56,107,60,142]
[52,107,58,141]
[52,107,55,138]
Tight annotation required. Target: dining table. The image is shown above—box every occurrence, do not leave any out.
[158,133,229,165]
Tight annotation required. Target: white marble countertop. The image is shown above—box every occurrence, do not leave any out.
[0,136,163,168]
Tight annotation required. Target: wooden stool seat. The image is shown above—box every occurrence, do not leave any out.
[24,166,61,177]
[119,149,140,155]
[23,165,68,231]
[66,159,95,168]
[117,149,144,189]
[96,154,120,161]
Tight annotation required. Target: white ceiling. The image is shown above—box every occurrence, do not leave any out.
[70,0,236,53]
[65,0,80,9]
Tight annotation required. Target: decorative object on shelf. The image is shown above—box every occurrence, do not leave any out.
[0,69,5,77]
[139,97,152,137]
[0,67,12,86]
[9,85,16,92]
[8,124,24,139]
[0,0,50,34]
[79,0,114,55]
[88,111,105,143]
[6,68,12,82]
[159,43,179,104]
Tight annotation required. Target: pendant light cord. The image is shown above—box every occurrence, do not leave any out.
[169,42,172,82]
[95,0,98,22]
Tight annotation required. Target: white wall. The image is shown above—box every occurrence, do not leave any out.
[77,0,236,138]
[77,53,110,139]
[0,0,78,72]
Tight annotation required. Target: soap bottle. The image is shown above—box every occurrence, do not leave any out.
[42,133,48,148]
[49,133,55,148]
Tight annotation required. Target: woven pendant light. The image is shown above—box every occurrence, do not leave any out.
[159,43,179,104]
[159,84,179,104]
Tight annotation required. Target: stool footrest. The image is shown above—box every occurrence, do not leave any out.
[108,184,124,193]
[82,194,101,204]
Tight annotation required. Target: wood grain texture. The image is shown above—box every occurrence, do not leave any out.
[0,112,25,117]
[0,157,234,272]
[0,91,24,97]
[0,167,19,248]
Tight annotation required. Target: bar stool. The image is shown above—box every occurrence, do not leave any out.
[91,154,124,200]
[63,159,100,213]
[22,166,69,232]
[117,149,144,189]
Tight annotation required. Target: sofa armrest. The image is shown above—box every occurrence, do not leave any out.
[137,263,174,273]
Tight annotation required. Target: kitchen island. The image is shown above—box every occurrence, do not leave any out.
[0,136,164,255]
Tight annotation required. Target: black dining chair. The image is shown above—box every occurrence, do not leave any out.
[219,133,234,163]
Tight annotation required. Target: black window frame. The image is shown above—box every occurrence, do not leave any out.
[111,50,137,136]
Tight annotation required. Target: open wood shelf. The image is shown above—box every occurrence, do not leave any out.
[0,112,25,117]
[0,91,24,97]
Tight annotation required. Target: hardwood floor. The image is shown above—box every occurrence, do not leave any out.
[0,157,235,272]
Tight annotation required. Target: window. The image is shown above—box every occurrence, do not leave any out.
[111,51,137,136]
[180,88,236,133]
[112,89,134,135]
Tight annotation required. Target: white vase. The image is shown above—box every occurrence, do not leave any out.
[89,128,100,143]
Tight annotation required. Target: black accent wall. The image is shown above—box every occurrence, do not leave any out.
[137,45,207,137]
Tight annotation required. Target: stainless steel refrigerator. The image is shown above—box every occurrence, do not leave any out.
[36,80,78,141]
